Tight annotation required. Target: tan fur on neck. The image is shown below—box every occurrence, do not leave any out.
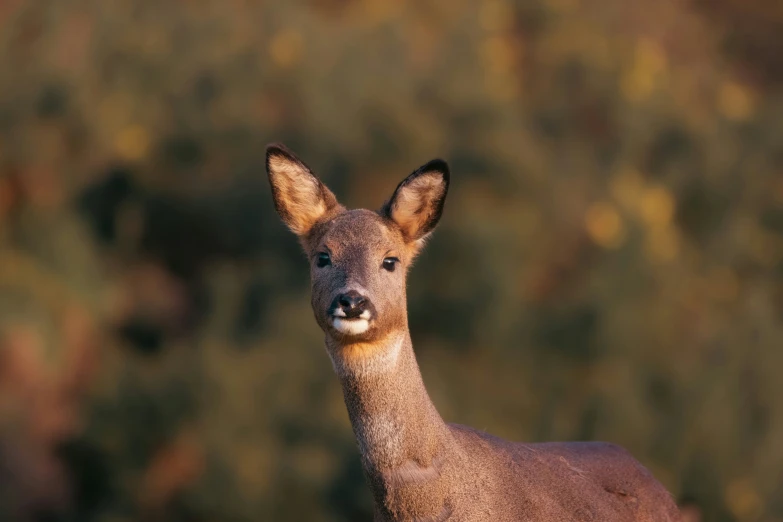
[327,333,404,378]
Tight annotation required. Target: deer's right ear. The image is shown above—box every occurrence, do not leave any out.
[382,159,449,245]
[266,144,342,236]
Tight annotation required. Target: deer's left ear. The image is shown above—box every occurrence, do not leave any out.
[266,143,342,236]
[382,159,449,244]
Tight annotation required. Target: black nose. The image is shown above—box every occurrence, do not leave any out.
[337,291,367,318]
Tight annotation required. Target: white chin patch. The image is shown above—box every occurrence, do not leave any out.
[332,317,370,336]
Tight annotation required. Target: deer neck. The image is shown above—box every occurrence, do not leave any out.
[326,330,455,515]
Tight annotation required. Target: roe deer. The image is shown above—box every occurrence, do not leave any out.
[266,143,681,522]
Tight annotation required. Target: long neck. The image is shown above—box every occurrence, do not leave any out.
[327,331,455,518]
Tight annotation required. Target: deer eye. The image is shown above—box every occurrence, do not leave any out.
[382,257,399,272]
[316,252,331,268]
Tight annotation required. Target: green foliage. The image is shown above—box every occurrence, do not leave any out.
[0,1,781,521]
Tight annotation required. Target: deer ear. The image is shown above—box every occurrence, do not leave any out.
[382,159,449,243]
[266,144,342,236]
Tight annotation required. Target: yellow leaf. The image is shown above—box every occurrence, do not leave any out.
[585,202,625,249]
[635,38,667,76]
[639,185,675,228]
[725,478,763,520]
[719,81,755,121]
[115,125,150,162]
[482,36,516,75]
[621,39,667,103]
[269,29,304,68]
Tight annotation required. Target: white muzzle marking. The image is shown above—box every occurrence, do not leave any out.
[332,317,370,335]
[332,310,372,335]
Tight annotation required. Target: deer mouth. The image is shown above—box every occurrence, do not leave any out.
[331,310,372,336]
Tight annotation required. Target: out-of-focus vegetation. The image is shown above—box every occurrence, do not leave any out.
[0,0,781,521]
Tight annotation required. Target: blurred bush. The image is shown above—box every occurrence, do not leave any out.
[0,1,781,521]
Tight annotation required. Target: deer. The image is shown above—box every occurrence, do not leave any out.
[265,143,681,522]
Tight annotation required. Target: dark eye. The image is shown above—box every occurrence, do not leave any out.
[382,257,399,272]
[316,252,331,268]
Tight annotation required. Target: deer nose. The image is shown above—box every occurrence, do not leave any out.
[337,291,367,318]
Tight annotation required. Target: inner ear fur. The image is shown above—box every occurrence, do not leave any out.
[266,143,342,236]
[382,159,450,243]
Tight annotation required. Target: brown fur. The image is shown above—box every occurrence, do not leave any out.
[266,143,681,521]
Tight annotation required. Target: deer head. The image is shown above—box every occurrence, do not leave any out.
[266,144,449,354]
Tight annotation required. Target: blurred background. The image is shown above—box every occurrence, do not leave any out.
[0,0,781,521]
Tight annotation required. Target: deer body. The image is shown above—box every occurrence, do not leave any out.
[266,144,680,521]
